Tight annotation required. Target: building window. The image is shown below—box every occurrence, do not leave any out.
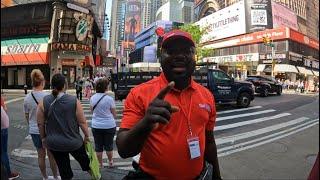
[182,6,192,23]
[33,4,47,19]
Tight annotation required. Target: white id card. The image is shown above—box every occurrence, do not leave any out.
[187,137,200,159]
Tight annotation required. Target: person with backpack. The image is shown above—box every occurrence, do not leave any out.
[24,69,59,180]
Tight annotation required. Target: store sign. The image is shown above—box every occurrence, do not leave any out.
[75,19,89,41]
[271,1,298,30]
[304,59,319,69]
[259,53,286,60]
[67,3,89,14]
[203,53,259,63]
[245,0,273,33]
[61,59,76,66]
[289,52,303,62]
[3,43,42,54]
[51,43,91,52]
[195,1,246,42]
[202,27,289,49]
[290,29,319,50]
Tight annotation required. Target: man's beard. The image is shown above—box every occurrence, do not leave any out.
[161,57,195,90]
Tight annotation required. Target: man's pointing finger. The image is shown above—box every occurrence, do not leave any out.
[156,81,175,99]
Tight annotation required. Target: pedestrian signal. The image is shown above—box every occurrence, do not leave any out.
[80,61,85,67]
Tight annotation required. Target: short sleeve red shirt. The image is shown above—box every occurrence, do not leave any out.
[120,73,217,179]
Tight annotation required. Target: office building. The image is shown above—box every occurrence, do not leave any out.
[156,0,194,23]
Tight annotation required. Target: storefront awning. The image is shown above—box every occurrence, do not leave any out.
[256,64,266,72]
[296,66,314,76]
[1,35,49,66]
[312,70,319,76]
[274,64,299,73]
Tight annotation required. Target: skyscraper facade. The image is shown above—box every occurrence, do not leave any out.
[110,0,126,56]
[141,0,152,28]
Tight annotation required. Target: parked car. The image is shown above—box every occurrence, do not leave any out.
[246,75,282,97]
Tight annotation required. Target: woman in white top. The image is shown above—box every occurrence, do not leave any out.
[84,77,93,99]
[90,78,117,168]
[23,69,59,180]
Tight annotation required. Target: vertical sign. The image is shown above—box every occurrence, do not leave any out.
[123,0,141,52]
[245,0,273,33]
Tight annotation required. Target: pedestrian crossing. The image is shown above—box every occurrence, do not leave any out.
[11,98,319,172]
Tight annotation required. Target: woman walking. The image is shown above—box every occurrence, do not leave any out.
[23,69,59,180]
[84,77,93,99]
[36,74,92,180]
[1,95,20,180]
[90,78,117,168]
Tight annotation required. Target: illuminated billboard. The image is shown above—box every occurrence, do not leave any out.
[123,0,141,51]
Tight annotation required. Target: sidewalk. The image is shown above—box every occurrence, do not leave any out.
[282,89,319,96]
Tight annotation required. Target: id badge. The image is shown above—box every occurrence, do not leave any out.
[187,136,201,159]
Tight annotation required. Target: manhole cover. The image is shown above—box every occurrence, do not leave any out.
[269,142,288,153]
[306,154,317,164]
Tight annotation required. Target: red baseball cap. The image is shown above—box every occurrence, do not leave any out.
[161,29,195,48]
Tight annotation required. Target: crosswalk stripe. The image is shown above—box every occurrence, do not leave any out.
[217,109,276,121]
[216,115,306,145]
[217,106,262,115]
[11,149,128,160]
[215,113,291,131]
[218,119,318,157]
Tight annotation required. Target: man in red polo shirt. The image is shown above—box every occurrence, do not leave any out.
[116,30,221,179]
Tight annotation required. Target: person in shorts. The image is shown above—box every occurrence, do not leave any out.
[90,78,117,168]
[36,74,91,180]
[24,69,59,180]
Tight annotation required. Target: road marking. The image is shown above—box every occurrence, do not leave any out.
[217,106,262,115]
[216,116,305,145]
[217,109,276,121]
[218,119,318,157]
[215,113,291,131]
[117,166,134,171]
[11,149,126,160]
[4,97,25,104]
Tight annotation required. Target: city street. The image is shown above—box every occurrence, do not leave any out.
[4,91,319,179]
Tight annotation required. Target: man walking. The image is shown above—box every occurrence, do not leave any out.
[116,30,222,179]
[75,76,84,100]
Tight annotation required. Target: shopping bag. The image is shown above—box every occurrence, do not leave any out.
[85,142,101,180]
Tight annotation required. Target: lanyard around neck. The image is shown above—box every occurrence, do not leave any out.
[176,91,194,137]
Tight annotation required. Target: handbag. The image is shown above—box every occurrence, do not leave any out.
[85,142,101,180]
[92,94,106,111]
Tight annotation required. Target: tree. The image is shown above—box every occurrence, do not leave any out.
[179,24,214,63]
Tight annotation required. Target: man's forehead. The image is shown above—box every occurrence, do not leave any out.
[162,37,194,49]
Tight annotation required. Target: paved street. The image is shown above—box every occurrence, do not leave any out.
[3,92,319,179]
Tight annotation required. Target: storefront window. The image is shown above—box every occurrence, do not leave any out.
[275,41,286,52]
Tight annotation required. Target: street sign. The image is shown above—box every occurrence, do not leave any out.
[67,3,89,14]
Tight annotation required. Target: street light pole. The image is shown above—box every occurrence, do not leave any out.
[271,39,275,78]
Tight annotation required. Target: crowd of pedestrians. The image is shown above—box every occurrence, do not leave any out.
[277,78,319,93]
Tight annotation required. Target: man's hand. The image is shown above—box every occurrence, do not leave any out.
[141,81,179,129]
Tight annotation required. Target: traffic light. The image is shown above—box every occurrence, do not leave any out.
[262,36,271,45]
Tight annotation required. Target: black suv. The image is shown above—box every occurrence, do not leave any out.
[246,75,282,97]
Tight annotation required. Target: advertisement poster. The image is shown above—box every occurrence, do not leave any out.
[271,1,298,30]
[245,0,273,33]
[123,0,141,50]
[195,1,246,43]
